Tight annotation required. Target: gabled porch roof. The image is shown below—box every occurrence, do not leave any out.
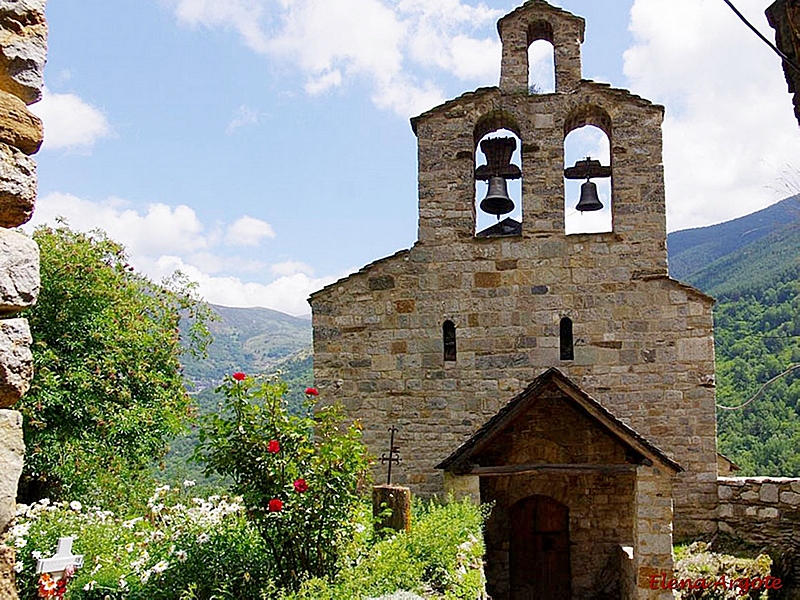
[436,368,682,475]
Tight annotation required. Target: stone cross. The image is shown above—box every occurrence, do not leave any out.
[36,537,84,576]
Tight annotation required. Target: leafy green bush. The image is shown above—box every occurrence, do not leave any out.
[194,374,371,590]
[672,542,773,599]
[285,497,489,600]
[19,225,213,507]
[11,486,276,599]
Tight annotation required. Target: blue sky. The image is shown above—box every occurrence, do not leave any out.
[28,0,800,315]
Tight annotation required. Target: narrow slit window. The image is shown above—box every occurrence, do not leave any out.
[443,320,457,362]
[560,317,574,361]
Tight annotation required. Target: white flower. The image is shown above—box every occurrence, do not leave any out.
[31,550,42,560]
[13,537,26,548]
[175,550,187,562]
[151,530,165,542]
[125,543,135,553]
[140,569,151,583]
[83,581,96,591]
[119,576,128,589]
[13,561,23,573]
[152,560,169,574]
[11,523,30,538]
[38,498,50,507]
[183,480,196,488]
[69,500,82,512]
[122,517,142,529]
[196,533,210,544]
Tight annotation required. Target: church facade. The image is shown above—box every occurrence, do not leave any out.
[310,2,718,597]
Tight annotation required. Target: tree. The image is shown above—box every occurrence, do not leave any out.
[17,224,212,506]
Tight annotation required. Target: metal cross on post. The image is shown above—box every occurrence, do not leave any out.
[379,425,401,485]
[36,537,84,577]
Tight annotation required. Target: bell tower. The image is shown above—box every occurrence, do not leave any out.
[311,5,718,594]
[498,0,585,94]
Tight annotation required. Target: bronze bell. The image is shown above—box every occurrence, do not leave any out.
[480,176,515,217]
[575,180,603,212]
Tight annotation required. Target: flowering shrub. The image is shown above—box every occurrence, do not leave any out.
[195,374,371,590]
[673,542,772,599]
[11,486,276,599]
[284,497,489,600]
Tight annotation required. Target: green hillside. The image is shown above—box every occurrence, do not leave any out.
[668,195,800,476]
[162,307,313,484]
[181,304,312,389]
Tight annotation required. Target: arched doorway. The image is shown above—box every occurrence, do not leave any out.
[510,495,571,600]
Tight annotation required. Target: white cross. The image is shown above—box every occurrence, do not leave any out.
[36,537,84,576]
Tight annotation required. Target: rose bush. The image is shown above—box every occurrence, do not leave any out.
[194,374,371,589]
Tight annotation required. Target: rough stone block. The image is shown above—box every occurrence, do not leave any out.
[780,491,800,506]
[759,483,779,503]
[0,0,47,105]
[474,272,501,288]
[0,141,35,227]
[0,543,19,600]
[0,228,38,313]
[0,89,41,154]
[0,318,32,407]
[0,409,23,533]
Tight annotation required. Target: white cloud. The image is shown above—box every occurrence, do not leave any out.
[226,105,261,133]
[30,192,209,256]
[28,192,327,315]
[151,255,340,316]
[31,87,112,150]
[624,0,800,231]
[225,215,276,246]
[167,0,501,117]
[270,260,314,277]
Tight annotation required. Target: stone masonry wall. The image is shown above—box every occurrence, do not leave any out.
[0,0,45,598]
[311,0,718,541]
[717,477,800,597]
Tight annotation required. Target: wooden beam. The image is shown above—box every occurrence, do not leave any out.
[460,463,638,476]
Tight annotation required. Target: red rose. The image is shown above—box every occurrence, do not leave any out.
[268,498,283,512]
[305,387,319,396]
[267,439,280,453]
[232,372,246,381]
[293,478,308,493]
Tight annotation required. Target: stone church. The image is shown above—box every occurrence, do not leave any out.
[310,1,719,598]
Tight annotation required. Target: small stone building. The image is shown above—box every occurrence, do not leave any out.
[310,1,717,598]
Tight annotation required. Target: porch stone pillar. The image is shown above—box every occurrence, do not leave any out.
[443,472,481,504]
[634,465,676,599]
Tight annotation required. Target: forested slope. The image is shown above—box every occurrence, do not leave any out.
[669,195,800,476]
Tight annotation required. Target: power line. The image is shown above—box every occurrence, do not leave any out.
[721,0,800,74]
[716,364,800,411]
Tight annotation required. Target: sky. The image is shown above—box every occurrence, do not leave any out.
[26,0,800,316]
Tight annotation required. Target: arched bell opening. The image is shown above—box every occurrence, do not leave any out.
[528,39,555,94]
[473,120,523,238]
[563,122,612,235]
[527,19,555,94]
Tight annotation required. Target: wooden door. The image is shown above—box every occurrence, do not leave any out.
[509,495,571,600]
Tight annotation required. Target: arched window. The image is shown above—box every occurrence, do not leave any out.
[474,127,523,237]
[560,317,574,361]
[527,20,555,94]
[528,39,555,94]
[563,110,613,235]
[443,320,457,362]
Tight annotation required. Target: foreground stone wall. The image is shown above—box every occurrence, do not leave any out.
[767,0,800,126]
[0,0,45,598]
[718,477,800,597]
